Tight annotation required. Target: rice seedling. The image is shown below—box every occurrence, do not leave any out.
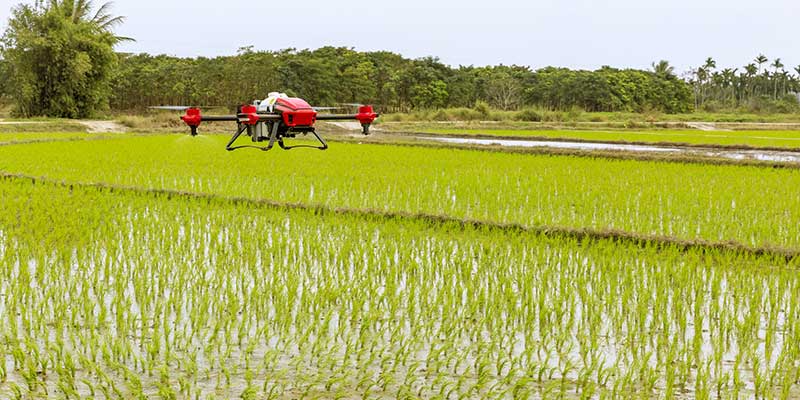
[1,135,800,251]
[0,178,798,398]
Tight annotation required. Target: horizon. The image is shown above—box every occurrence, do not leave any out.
[1,0,798,75]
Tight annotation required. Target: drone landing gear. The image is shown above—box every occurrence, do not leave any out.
[226,122,328,152]
[225,123,276,151]
[278,130,328,150]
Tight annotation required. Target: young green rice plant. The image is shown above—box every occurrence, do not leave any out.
[2,135,800,250]
[0,161,799,398]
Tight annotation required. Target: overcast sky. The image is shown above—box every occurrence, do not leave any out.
[1,0,798,75]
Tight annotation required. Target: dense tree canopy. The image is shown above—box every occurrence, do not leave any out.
[0,1,126,117]
[2,0,796,117]
[110,48,695,113]
[0,57,8,100]
[524,66,693,113]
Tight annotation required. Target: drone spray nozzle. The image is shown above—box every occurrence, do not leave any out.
[355,105,378,135]
[181,107,203,136]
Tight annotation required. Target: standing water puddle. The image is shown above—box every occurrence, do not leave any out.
[419,136,800,163]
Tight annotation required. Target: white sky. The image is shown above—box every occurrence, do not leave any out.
[1,0,798,75]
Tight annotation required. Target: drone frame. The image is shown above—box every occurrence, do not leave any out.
[179,100,377,152]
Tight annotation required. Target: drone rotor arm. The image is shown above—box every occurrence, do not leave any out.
[180,106,283,135]
[314,114,360,120]
[315,105,379,135]
[200,115,239,122]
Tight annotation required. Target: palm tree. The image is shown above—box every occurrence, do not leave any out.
[47,0,131,42]
[693,66,709,108]
[703,57,716,72]
[651,60,675,78]
[755,54,768,74]
[793,68,800,95]
[779,70,790,97]
[772,58,784,99]
[743,63,758,99]
[771,58,784,71]
[721,68,737,104]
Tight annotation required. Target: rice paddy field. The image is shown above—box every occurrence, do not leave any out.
[413,128,800,149]
[1,131,800,399]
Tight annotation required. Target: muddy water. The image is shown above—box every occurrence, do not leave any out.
[418,136,800,163]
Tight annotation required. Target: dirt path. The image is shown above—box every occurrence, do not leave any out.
[79,120,127,133]
[685,122,732,131]
[0,119,126,132]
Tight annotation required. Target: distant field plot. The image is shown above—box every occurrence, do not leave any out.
[0,179,798,399]
[0,121,88,133]
[0,131,101,144]
[1,135,799,249]
[417,128,800,149]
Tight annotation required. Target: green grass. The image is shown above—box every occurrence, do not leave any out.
[418,128,800,149]
[1,134,799,250]
[1,177,798,398]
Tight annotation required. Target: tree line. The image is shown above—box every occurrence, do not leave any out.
[0,0,127,118]
[1,1,797,117]
[688,56,800,113]
[109,48,693,114]
[0,1,692,116]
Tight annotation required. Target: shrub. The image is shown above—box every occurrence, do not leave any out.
[589,114,607,122]
[449,107,483,121]
[516,108,542,122]
[473,101,491,119]
[566,107,583,121]
[431,109,450,121]
[624,119,646,129]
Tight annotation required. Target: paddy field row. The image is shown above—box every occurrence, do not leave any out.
[0,131,799,398]
[1,178,798,399]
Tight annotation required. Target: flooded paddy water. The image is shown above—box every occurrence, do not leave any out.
[416,135,800,164]
[1,178,799,399]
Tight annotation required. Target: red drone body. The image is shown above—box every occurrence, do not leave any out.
[177,96,378,151]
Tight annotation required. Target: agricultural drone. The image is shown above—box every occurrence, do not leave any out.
[153,92,378,151]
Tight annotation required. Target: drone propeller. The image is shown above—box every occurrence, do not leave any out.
[149,105,226,111]
[311,106,343,111]
[149,106,196,111]
[338,103,365,107]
